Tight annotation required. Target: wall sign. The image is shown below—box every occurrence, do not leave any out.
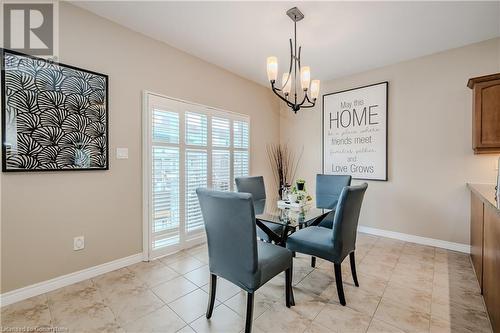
[322,82,388,181]
[1,49,109,172]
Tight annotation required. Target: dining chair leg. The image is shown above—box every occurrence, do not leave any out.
[206,274,217,319]
[349,252,359,287]
[289,260,295,306]
[311,256,316,268]
[285,267,291,308]
[334,263,346,306]
[245,292,254,333]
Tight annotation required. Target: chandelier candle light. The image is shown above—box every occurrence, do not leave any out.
[267,7,320,113]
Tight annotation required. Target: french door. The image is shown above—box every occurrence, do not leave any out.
[143,92,250,259]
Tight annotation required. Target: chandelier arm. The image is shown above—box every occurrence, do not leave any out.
[279,39,293,90]
[298,46,302,69]
[293,91,316,110]
[286,39,293,82]
[304,93,314,104]
[302,94,317,108]
[299,102,316,109]
[271,81,295,107]
[297,92,308,107]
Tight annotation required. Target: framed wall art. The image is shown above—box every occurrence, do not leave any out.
[1,49,109,172]
[322,81,388,181]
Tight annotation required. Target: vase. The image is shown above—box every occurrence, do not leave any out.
[296,182,305,191]
[280,184,291,201]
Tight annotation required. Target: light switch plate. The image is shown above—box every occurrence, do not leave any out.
[116,148,129,159]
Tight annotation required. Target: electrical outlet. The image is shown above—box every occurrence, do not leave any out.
[73,236,85,251]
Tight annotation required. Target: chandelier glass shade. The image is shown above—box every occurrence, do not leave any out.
[267,7,320,113]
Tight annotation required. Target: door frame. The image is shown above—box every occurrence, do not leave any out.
[142,91,250,261]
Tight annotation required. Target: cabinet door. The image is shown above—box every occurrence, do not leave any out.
[483,206,500,333]
[474,79,500,152]
[470,193,484,290]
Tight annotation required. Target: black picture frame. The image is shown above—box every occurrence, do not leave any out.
[321,81,388,181]
[1,48,109,172]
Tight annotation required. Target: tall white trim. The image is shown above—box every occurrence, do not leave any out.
[142,91,151,261]
[143,91,250,260]
[358,225,470,253]
[0,253,143,307]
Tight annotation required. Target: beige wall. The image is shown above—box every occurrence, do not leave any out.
[281,38,500,245]
[2,3,498,294]
[0,3,280,293]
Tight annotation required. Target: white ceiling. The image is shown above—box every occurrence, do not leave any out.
[74,1,500,86]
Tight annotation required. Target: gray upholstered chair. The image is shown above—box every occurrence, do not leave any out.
[235,176,284,242]
[286,183,368,306]
[196,188,294,333]
[310,174,352,267]
[316,174,352,226]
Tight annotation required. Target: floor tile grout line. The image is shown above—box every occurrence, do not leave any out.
[43,292,56,329]
[364,237,402,332]
[90,278,120,325]
[301,235,378,332]
[466,256,494,333]
[149,279,201,306]
[429,246,437,332]
[95,276,167,329]
[165,298,204,326]
[6,237,487,333]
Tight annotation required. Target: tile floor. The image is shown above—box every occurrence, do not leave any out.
[1,233,493,333]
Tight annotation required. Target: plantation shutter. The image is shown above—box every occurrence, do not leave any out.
[234,150,249,179]
[153,110,179,144]
[185,112,208,233]
[146,93,250,258]
[233,120,249,187]
[185,112,208,146]
[212,117,230,147]
[233,120,249,149]
[213,150,230,191]
[185,149,208,232]
[151,109,180,249]
[212,117,230,191]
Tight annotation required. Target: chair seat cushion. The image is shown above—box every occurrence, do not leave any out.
[254,242,292,289]
[286,226,335,262]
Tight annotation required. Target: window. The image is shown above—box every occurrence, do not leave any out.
[144,93,250,258]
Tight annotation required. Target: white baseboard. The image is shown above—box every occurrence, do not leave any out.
[358,225,471,254]
[1,227,469,307]
[0,253,143,307]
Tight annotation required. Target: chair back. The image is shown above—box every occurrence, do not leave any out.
[235,176,266,201]
[331,183,368,262]
[316,174,352,209]
[196,188,258,284]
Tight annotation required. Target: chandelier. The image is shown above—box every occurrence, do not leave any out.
[266,7,320,113]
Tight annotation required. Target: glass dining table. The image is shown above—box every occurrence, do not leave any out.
[254,199,332,246]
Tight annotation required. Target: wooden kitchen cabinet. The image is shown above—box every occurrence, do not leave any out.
[468,73,500,154]
[470,192,484,290]
[469,184,500,332]
[483,205,500,333]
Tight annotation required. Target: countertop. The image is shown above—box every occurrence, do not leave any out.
[467,183,500,212]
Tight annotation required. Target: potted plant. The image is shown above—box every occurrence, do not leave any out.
[266,143,303,199]
[296,178,306,192]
